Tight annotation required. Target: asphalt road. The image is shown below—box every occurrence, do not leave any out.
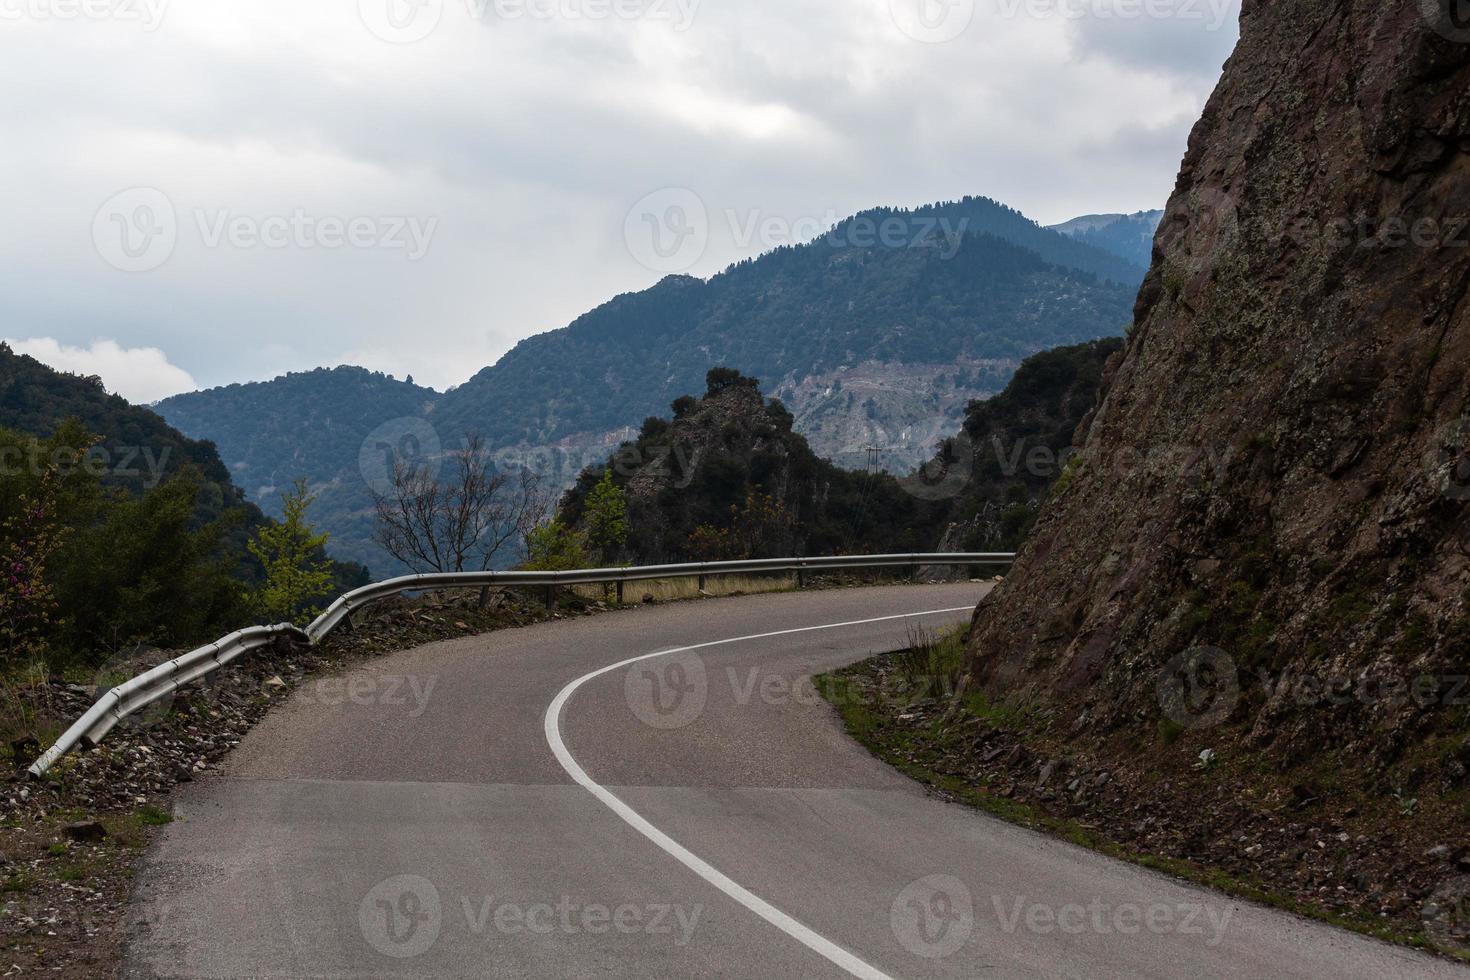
[124,584,1467,978]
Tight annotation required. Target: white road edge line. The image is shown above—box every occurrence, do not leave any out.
[543,606,975,980]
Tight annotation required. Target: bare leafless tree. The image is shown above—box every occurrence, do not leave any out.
[372,434,550,574]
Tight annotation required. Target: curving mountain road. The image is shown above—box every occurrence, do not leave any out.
[124,584,1466,978]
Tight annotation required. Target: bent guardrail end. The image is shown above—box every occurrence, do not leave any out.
[27,623,308,779]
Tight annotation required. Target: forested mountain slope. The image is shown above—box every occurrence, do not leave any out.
[1047,210,1164,269]
[159,196,1139,570]
[0,343,368,665]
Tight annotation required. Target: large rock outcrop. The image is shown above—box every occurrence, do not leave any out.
[556,371,949,563]
[967,0,1470,762]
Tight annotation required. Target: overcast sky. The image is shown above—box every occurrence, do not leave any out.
[0,0,1239,402]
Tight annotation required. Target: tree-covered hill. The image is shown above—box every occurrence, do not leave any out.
[156,195,1141,572]
[1,342,244,507]
[884,197,1149,286]
[433,197,1138,451]
[555,347,1123,565]
[0,343,368,668]
[934,336,1124,551]
[157,367,439,570]
[1047,210,1164,271]
[556,369,950,563]
[157,366,440,505]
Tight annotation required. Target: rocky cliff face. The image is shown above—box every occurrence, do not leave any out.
[968,0,1470,766]
[772,357,1017,473]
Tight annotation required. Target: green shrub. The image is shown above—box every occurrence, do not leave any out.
[523,521,590,572]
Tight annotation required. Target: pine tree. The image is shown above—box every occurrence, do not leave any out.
[246,480,334,626]
[584,469,628,565]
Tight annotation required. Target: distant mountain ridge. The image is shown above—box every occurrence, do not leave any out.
[1047,210,1164,270]
[157,366,438,492]
[430,195,1141,466]
[157,366,440,569]
[158,194,1143,571]
[0,343,370,649]
[1,342,245,504]
[839,198,1149,287]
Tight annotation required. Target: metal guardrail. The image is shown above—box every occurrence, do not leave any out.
[28,625,309,778]
[29,552,1012,777]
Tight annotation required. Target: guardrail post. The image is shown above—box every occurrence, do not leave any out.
[797,567,806,589]
[616,580,624,605]
[698,573,707,592]
[544,584,557,610]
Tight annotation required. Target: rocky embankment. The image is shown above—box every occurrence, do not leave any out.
[968,0,1470,816]
[941,0,1470,958]
[827,646,1470,956]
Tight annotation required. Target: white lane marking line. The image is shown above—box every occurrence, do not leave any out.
[544,606,974,980]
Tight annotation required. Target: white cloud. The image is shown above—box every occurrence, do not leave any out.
[5,338,199,404]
